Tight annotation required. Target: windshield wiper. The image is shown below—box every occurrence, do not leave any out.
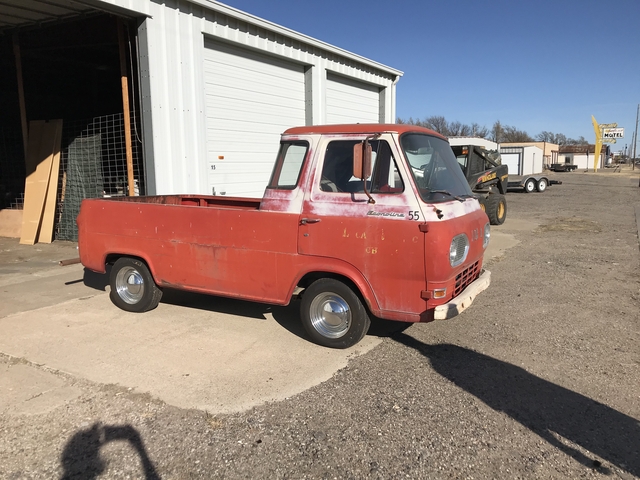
[427,189,468,202]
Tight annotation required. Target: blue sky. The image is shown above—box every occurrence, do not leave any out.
[221,0,639,151]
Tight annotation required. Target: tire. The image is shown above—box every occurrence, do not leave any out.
[300,278,371,349]
[485,193,507,225]
[536,178,547,192]
[524,178,536,193]
[109,257,163,313]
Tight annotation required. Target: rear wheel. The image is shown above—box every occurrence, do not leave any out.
[109,257,163,313]
[485,193,507,225]
[524,178,536,193]
[536,178,547,192]
[300,278,371,349]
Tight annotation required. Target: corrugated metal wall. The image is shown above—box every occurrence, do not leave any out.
[98,0,402,196]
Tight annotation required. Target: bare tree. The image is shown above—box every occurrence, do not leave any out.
[398,116,586,146]
[491,121,504,143]
[470,123,489,138]
[422,116,449,135]
[535,131,589,146]
[448,121,472,136]
[397,116,491,138]
[536,131,555,142]
[502,125,533,142]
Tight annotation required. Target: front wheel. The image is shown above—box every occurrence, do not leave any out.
[485,193,507,225]
[109,257,163,313]
[524,178,536,193]
[536,178,547,192]
[300,278,371,349]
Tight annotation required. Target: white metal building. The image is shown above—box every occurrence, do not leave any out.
[558,145,607,170]
[448,137,498,151]
[1,0,402,199]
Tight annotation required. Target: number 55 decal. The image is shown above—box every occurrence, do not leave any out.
[408,210,420,220]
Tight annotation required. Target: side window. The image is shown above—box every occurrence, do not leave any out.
[268,142,308,189]
[469,153,485,175]
[456,154,467,171]
[370,141,404,193]
[320,140,404,194]
[320,141,356,192]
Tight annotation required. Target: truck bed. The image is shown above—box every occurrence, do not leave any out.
[106,194,262,210]
[77,194,301,305]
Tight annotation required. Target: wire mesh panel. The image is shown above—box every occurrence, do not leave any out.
[57,133,104,240]
[56,112,144,241]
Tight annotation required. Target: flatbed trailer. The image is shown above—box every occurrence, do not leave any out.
[507,175,562,193]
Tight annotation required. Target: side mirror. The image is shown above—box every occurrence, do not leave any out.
[353,142,372,180]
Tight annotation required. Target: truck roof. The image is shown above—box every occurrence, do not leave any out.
[282,124,446,140]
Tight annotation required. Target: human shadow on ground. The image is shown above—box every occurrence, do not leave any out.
[60,423,160,480]
[394,332,640,477]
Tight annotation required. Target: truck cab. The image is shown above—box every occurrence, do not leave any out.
[260,125,491,345]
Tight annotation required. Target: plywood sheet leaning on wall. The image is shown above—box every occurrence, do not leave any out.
[19,119,63,245]
[37,127,63,244]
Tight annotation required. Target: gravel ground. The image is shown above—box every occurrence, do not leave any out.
[1,169,639,479]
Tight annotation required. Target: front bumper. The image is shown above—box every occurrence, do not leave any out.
[433,269,491,320]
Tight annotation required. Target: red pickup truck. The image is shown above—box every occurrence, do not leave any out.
[78,124,491,348]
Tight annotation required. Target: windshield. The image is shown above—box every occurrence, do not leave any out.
[484,149,502,165]
[400,133,474,203]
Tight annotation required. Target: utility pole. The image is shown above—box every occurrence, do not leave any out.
[633,104,639,171]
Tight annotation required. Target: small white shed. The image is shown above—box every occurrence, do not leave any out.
[499,145,544,176]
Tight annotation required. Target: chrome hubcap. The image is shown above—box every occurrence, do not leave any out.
[115,266,145,304]
[309,292,351,338]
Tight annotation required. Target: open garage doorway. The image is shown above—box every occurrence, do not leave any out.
[0,11,144,241]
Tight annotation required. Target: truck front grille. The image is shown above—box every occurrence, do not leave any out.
[454,261,480,296]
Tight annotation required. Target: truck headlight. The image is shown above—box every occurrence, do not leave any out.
[450,234,469,267]
[483,222,490,249]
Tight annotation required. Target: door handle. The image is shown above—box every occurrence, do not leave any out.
[300,218,321,225]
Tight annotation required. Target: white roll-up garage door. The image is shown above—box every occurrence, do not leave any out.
[325,72,380,124]
[500,153,521,175]
[204,39,306,197]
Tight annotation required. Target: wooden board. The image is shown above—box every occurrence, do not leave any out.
[19,119,63,245]
[0,210,23,238]
[37,123,63,244]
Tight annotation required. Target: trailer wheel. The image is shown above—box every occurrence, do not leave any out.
[485,193,507,225]
[109,257,163,313]
[300,278,371,349]
[536,178,547,192]
[524,178,536,193]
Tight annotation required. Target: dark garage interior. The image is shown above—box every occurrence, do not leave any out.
[0,3,144,241]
